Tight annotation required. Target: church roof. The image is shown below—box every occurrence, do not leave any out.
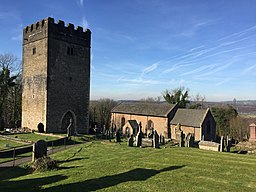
[127,120,139,129]
[112,101,177,117]
[170,108,209,128]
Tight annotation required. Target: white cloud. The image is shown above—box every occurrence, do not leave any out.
[141,62,158,76]
[11,34,22,41]
[79,0,84,6]
[81,16,89,29]
[243,64,256,74]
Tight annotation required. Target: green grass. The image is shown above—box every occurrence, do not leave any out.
[0,141,256,192]
[5,133,61,142]
[0,138,29,151]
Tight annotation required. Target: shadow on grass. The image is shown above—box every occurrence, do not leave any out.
[42,165,185,192]
[57,157,89,164]
[0,166,67,192]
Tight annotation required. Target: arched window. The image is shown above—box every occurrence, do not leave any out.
[121,117,125,128]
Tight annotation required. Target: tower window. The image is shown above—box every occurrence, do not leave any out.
[33,47,36,55]
[67,46,74,56]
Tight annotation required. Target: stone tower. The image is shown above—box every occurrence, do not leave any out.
[22,17,91,133]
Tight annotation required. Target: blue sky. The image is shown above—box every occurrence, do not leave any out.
[0,0,256,101]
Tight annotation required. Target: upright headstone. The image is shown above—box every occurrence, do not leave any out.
[135,128,143,147]
[67,118,73,137]
[226,135,231,152]
[116,130,121,143]
[159,134,165,145]
[127,135,134,147]
[179,131,185,147]
[32,140,47,162]
[220,136,224,152]
[153,130,160,148]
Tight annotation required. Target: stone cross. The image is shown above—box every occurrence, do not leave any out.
[32,140,47,162]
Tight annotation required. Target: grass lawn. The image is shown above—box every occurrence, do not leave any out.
[0,141,256,192]
[0,138,29,151]
[5,133,61,142]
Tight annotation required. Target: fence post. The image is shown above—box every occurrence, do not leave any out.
[52,141,54,154]
[12,147,16,167]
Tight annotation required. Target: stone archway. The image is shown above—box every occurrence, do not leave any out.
[60,110,76,134]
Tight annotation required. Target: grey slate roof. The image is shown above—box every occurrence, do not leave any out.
[170,108,209,128]
[112,101,177,117]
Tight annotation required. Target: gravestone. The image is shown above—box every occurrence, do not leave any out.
[67,118,73,137]
[220,136,224,152]
[153,130,160,148]
[135,128,143,147]
[226,135,231,152]
[127,135,134,147]
[185,133,194,147]
[160,134,165,145]
[179,131,185,147]
[32,140,47,162]
[116,130,121,143]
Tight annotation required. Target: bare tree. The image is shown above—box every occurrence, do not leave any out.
[0,53,21,129]
[89,98,117,133]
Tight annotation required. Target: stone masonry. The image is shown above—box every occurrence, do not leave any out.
[22,17,91,133]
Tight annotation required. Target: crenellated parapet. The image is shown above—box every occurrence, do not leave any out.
[23,17,91,47]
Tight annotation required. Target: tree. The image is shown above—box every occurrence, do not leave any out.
[89,98,117,134]
[229,116,248,142]
[0,53,20,129]
[162,87,189,108]
[189,93,206,109]
[211,105,238,136]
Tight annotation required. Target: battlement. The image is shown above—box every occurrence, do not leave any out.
[23,17,91,47]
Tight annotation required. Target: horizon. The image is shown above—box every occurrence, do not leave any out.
[0,0,255,102]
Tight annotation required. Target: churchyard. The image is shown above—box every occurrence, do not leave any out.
[1,140,256,192]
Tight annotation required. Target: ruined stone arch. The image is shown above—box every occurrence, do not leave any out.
[60,110,77,134]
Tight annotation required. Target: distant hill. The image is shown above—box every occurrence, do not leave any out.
[205,100,256,115]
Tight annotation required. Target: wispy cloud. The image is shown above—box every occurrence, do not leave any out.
[81,16,89,29]
[215,78,233,86]
[181,64,217,76]
[198,60,234,77]
[243,64,256,74]
[141,62,159,77]
[218,25,256,42]
[180,19,214,37]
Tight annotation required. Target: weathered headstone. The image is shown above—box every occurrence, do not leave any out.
[220,136,224,152]
[135,128,143,147]
[226,135,231,152]
[67,118,73,137]
[159,134,165,145]
[32,140,47,162]
[179,131,185,147]
[153,130,160,148]
[116,130,121,143]
[127,135,134,147]
[185,133,194,147]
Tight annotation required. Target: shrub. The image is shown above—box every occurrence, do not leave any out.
[32,156,58,172]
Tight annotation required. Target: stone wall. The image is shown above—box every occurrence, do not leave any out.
[171,125,201,141]
[22,17,91,133]
[112,113,169,137]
